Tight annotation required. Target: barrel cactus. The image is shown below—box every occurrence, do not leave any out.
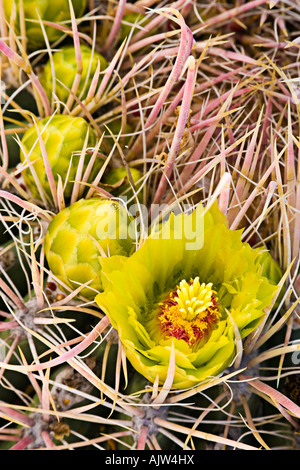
[0,0,299,454]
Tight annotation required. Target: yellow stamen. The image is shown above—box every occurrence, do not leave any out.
[158,277,221,349]
[175,277,216,321]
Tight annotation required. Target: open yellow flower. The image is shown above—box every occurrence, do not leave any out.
[95,202,281,389]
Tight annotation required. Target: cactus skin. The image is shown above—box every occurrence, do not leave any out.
[20,115,99,200]
[2,122,25,169]
[44,198,136,299]
[41,45,108,104]
[4,0,87,49]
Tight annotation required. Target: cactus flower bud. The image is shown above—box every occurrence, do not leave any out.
[95,202,281,389]
[20,114,100,201]
[41,44,108,104]
[119,13,155,42]
[102,167,143,202]
[44,198,136,299]
[4,0,87,50]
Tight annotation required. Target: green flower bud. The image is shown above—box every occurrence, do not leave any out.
[41,44,108,104]
[4,0,87,50]
[20,114,100,201]
[103,120,133,148]
[120,13,155,42]
[44,197,136,299]
[102,167,143,202]
[96,202,281,389]
[120,13,145,41]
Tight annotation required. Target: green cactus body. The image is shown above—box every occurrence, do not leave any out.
[20,114,100,201]
[44,198,136,299]
[4,0,87,49]
[2,122,25,169]
[41,45,108,104]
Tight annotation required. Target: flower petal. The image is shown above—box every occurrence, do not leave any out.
[96,202,280,388]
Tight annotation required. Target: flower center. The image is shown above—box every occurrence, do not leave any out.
[158,277,221,348]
